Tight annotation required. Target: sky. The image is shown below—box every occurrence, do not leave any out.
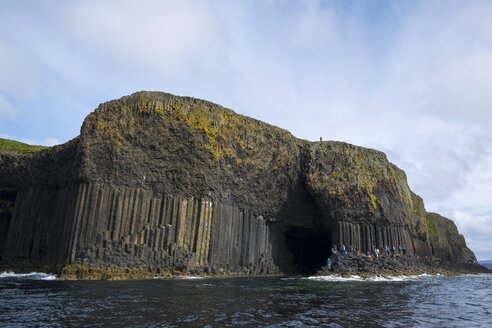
[0,0,491,260]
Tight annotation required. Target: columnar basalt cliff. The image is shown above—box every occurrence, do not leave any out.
[0,92,485,278]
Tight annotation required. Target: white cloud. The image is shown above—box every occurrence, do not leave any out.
[0,95,16,119]
[67,0,221,76]
[43,137,61,146]
[434,51,492,123]
[291,0,339,50]
[448,151,492,209]
[0,41,42,98]
[452,210,492,261]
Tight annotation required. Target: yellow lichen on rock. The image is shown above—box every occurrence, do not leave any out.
[368,192,378,210]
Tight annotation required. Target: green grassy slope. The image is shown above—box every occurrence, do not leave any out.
[0,138,48,154]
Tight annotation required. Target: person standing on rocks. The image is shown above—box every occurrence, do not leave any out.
[326,258,332,270]
[341,244,347,257]
[374,248,380,259]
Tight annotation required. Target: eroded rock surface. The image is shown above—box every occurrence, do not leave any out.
[0,92,486,278]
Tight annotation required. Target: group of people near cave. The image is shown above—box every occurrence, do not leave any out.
[325,243,408,270]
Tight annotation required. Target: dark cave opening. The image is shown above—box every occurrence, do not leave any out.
[286,227,332,274]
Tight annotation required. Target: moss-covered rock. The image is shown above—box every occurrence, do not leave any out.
[426,212,477,266]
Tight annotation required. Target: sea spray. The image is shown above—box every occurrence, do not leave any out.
[0,271,57,280]
[305,273,438,282]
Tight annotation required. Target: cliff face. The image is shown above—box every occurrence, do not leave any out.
[0,91,483,277]
[425,212,476,265]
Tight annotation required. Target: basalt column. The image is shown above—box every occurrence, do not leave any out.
[335,221,414,254]
[65,183,278,275]
[0,184,81,273]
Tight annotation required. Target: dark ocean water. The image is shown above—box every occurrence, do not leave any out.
[0,272,491,327]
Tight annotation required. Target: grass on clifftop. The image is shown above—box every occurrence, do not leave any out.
[0,138,48,154]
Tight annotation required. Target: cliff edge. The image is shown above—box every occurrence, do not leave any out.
[0,92,486,279]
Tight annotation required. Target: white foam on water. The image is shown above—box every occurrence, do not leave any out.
[153,275,210,280]
[0,271,58,280]
[367,275,419,282]
[280,277,302,281]
[306,275,365,282]
[177,276,206,280]
[306,273,436,282]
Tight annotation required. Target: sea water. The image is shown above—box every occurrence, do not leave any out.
[1,272,491,327]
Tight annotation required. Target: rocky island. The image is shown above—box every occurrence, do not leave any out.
[0,92,487,279]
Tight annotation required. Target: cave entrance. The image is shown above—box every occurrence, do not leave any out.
[286,227,332,275]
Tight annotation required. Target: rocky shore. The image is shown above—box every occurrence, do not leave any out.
[58,254,486,281]
[316,252,486,278]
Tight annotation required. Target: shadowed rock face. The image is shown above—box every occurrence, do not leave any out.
[0,91,484,278]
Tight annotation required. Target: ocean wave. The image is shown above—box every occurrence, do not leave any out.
[305,273,435,282]
[306,275,366,282]
[152,275,208,280]
[176,276,206,280]
[0,271,57,281]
